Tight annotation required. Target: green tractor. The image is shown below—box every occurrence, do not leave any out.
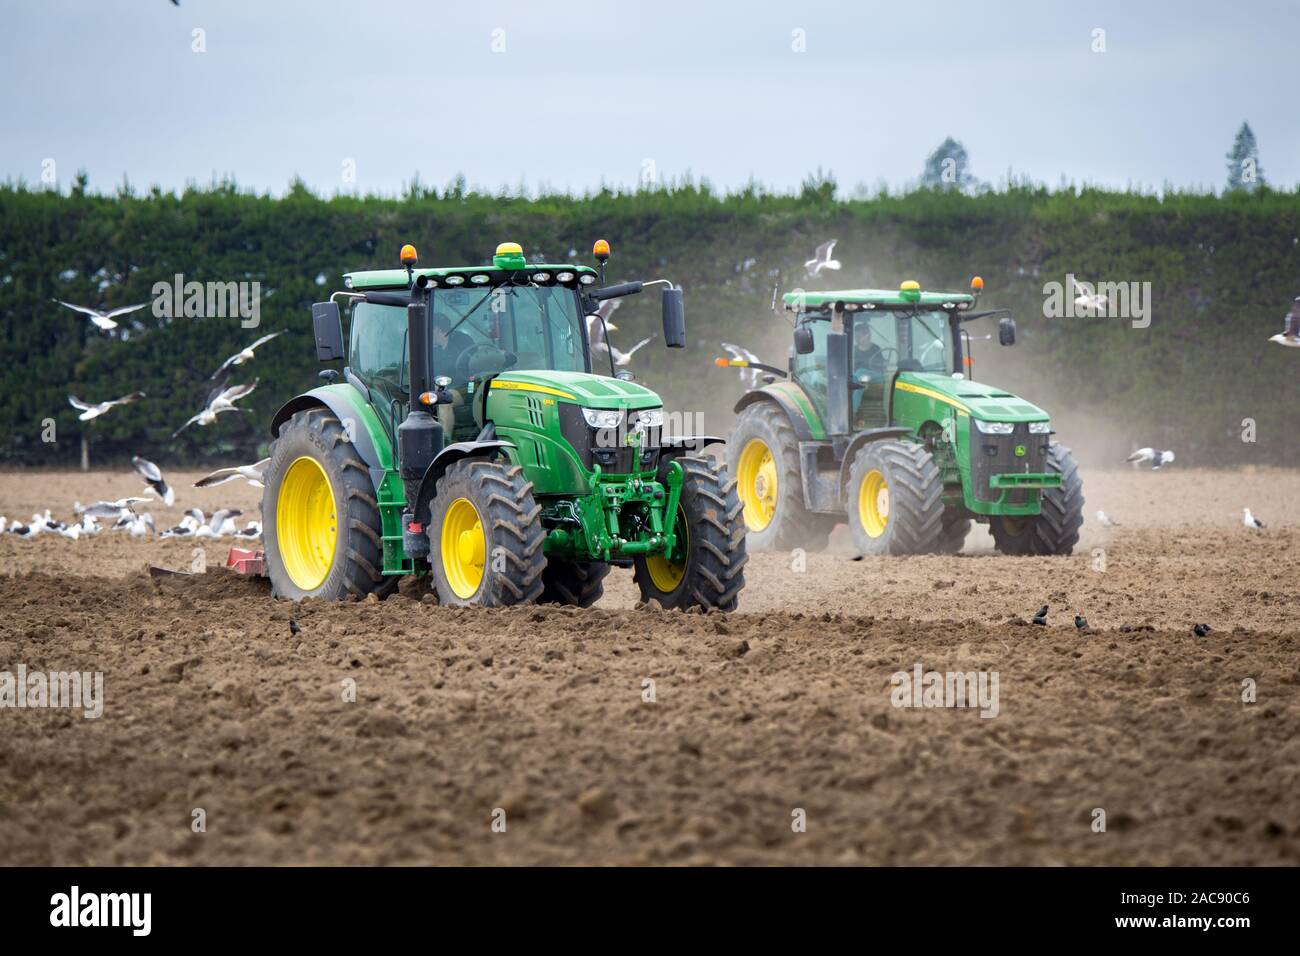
[261,240,746,610]
[723,278,1083,556]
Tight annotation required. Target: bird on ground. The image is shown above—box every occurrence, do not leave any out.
[193,457,270,489]
[1096,510,1119,528]
[172,380,257,437]
[53,299,148,332]
[804,240,841,277]
[720,342,763,392]
[1072,279,1107,312]
[289,619,300,636]
[161,507,208,538]
[1242,507,1266,530]
[0,516,6,534]
[233,520,262,539]
[128,513,155,538]
[1192,623,1213,637]
[1031,604,1049,626]
[1074,614,1089,630]
[132,455,174,506]
[1267,297,1300,348]
[1124,447,1175,470]
[195,508,243,538]
[209,331,284,379]
[68,392,145,422]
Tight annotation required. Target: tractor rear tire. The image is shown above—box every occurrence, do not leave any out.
[263,406,398,602]
[633,456,747,611]
[934,515,972,554]
[845,440,944,556]
[989,442,1085,556]
[539,560,610,608]
[427,458,546,607]
[729,402,831,551]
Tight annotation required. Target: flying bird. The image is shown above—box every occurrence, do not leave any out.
[586,298,621,341]
[210,331,284,379]
[132,455,174,506]
[588,319,652,368]
[804,240,841,277]
[1242,507,1266,530]
[1124,447,1175,470]
[80,497,150,521]
[172,380,258,437]
[1268,297,1300,347]
[720,342,763,391]
[1072,279,1107,312]
[1095,510,1119,528]
[68,392,145,422]
[193,457,271,489]
[53,299,149,332]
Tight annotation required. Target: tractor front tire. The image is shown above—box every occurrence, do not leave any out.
[634,456,747,612]
[934,515,972,555]
[263,406,397,602]
[427,458,546,607]
[990,442,1084,556]
[539,559,611,608]
[845,440,944,556]
[729,402,835,552]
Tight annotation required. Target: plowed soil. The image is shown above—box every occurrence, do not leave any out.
[0,466,1297,865]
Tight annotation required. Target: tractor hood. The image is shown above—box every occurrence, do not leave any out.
[489,370,661,410]
[896,372,1049,422]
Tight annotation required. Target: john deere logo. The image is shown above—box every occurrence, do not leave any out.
[1014,444,1027,457]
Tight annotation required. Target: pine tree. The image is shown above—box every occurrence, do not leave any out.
[1225,122,1264,192]
[921,137,973,190]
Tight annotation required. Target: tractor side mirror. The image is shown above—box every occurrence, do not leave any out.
[998,316,1017,346]
[794,325,815,354]
[661,288,685,349]
[312,302,345,362]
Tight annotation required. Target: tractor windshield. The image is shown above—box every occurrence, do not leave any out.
[431,285,587,383]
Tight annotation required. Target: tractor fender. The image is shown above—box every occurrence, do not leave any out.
[734,389,815,442]
[660,435,726,453]
[411,440,517,526]
[269,387,388,493]
[838,427,915,492]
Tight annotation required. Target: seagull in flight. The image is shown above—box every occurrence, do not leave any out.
[194,457,271,489]
[1124,447,1175,470]
[79,497,150,523]
[68,392,145,421]
[210,331,284,379]
[132,455,174,506]
[1072,279,1107,312]
[804,240,841,277]
[1095,510,1119,528]
[1242,507,1266,530]
[720,342,762,391]
[53,299,149,332]
[586,298,621,342]
[172,380,257,437]
[588,319,651,368]
[1268,297,1300,348]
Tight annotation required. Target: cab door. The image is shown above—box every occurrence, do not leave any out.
[849,312,900,430]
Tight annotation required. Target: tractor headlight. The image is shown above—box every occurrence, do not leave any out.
[633,408,663,428]
[555,271,575,283]
[974,420,1015,435]
[579,274,596,285]
[582,407,624,429]
[1028,421,1052,434]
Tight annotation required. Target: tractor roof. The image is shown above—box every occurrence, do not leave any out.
[344,263,599,291]
[784,288,976,311]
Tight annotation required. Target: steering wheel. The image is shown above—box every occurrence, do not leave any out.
[455,343,517,379]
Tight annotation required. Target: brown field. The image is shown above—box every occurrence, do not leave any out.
[0,466,1297,865]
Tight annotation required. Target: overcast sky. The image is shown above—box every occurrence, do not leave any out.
[2,0,1296,197]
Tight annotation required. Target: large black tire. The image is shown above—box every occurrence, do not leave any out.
[633,456,747,611]
[989,442,1085,556]
[845,440,944,556]
[728,402,835,552]
[427,458,546,607]
[934,515,972,555]
[539,560,610,608]
[263,406,398,602]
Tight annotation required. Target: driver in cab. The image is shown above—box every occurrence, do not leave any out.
[853,323,887,383]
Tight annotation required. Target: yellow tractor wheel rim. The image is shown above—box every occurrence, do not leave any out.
[737,438,778,531]
[441,497,486,599]
[645,507,690,592]
[858,468,890,539]
[276,455,338,591]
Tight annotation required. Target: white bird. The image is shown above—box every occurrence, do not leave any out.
[1072,279,1107,312]
[588,317,652,369]
[196,508,243,538]
[233,520,262,539]
[193,457,271,489]
[53,299,148,332]
[128,513,155,538]
[1124,447,1175,470]
[172,380,258,437]
[586,298,620,339]
[68,392,145,422]
[804,240,841,277]
[720,342,763,392]
[210,331,284,379]
[1096,510,1119,528]
[1267,298,1300,347]
[132,455,174,506]
[0,516,6,534]
[1242,507,1266,530]
[80,497,150,522]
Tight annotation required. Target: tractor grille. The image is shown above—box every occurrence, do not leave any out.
[969,423,1049,504]
[558,404,660,474]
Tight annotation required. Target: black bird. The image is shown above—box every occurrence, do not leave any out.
[289,619,301,636]
[1031,604,1049,626]
[1074,614,1088,630]
[1193,623,1212,637]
